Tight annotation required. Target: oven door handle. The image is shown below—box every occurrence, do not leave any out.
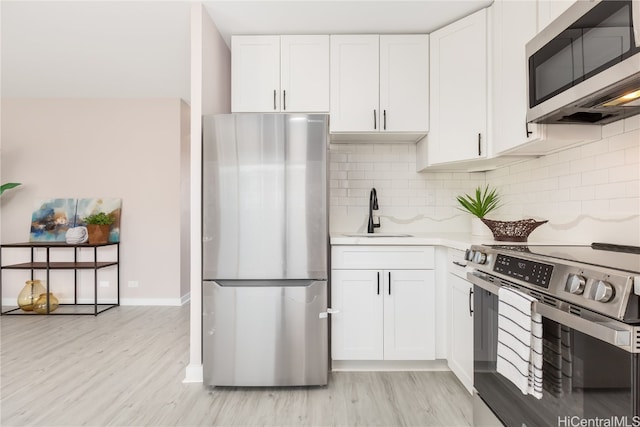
[532,302,631,349]
[467,271,634,351]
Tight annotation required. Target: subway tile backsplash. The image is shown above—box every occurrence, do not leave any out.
[329,117,640,244]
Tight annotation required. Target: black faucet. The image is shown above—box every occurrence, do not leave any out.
[367,188,380,233]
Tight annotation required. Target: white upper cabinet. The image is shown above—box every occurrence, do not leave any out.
[536,0,575,31]
[330,35,380,132]
[232,35,329,112]
[491,1,601,156]
[425,8,487,165]
[232,36,280,112]
[379,35,429,133]
[491,0,540,155]
[330,34,429,140]
[280,35,330,112]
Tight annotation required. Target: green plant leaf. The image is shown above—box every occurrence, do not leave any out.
[0,182,21,196]
[83,212,114,225]
[456,185,501,218]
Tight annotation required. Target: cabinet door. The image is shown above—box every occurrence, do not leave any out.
[331,269,384,360]
[383,269,435,360]
[280,35,329,112]
[330,35,380,132]
[492,0,541,155]
[448,273,473,393]
[428,9,487,165]
[232,36,280,112]
[537,0,575,31]
[379,35,429,133]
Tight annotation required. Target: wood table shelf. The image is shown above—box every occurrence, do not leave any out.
[0,242,119,316]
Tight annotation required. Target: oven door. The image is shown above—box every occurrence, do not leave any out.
[471,275,640,426]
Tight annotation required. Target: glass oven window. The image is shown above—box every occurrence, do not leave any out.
[529,0,640,108]
[473,286,638,426]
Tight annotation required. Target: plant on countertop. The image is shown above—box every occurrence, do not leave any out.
[456,185,501,219]
[0,183,21,196]
[83,212,114,225]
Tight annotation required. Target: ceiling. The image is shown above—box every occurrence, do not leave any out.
[203,1,493,47]
[1,1,492,101]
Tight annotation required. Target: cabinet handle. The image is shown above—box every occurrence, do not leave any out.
[388,272,391,295]
[374,109,377,130]
[469,288,474,316]
[526,121,533,138]
[452,261,467,267]
[377,272,380,295]
[273,90,277,110]
[478,133,482,156]
[283,90,286,111]
[383,110,387,130]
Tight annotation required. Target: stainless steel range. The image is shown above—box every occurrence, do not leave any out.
[467,243,640,426]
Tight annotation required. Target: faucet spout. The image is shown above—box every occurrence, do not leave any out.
[368,188,380,233]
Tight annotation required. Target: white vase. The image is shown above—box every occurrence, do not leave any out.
[471,217,493,237]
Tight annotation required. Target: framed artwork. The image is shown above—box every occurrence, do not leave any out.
[29,198,77,242]
[29,198,122,243]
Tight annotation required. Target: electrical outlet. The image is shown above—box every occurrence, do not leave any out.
[99,281,109,288]
[128,280,139,288]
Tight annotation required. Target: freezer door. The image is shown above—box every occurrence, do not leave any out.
[202,113,328,280]
[203,280,328,387]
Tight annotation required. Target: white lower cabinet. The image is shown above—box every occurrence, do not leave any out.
[331,246,436,361]
[448,273,474,393]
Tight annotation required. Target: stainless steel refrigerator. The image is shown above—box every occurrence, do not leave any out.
[202,113,328,387]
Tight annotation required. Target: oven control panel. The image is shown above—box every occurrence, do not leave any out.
[493,254,553,289]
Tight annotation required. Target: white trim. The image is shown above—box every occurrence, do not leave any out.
[331,359,450,372]
[180,291,191,305]
[3,297,186,307]
[183,363,203,383]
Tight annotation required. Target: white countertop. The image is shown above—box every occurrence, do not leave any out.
[329,231,583,251]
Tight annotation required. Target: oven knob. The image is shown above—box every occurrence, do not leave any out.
[594,280,614,302]
[566,274,586,294]
[473,251,487,265]
[465,249,474,261]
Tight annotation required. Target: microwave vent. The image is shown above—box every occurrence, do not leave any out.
[559,112,614,123]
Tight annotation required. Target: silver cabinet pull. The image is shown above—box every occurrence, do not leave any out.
[383,110,387,130]
[374,109,377,130]
[478,133,482,156]
[468,288,474,316]
[273,90,277,110]
[283,90,286,111]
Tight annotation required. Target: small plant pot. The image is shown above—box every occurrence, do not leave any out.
[87,224,110,244]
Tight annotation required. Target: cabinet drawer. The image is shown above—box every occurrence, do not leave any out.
[448,248,469,279]
[332,246,434,270]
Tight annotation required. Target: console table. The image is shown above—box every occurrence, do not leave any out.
[0,242,119,315]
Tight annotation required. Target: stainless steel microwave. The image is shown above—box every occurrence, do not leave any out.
[527,0,640,125]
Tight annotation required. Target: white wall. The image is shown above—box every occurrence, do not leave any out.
[0,98,189,305]
[1,2,191,101]
[329,116,640,245]
[329,143,486,233]
[487,117,640,245]
[185,3,231,383]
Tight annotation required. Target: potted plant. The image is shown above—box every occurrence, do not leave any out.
[83,212,114,244]
[456,185,501,236]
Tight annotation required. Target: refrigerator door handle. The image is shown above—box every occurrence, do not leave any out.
[319,308,340,318]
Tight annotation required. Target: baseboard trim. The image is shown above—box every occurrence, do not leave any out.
[331,359,450,372]
[2,297,184,307]
[183,363,203,383]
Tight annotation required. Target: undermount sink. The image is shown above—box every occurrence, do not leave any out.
[342,233,413,238]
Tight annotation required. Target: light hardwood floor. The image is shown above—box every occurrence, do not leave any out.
[1,305,472,426]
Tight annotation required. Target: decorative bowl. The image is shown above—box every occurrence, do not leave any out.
[480,218,548,242]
